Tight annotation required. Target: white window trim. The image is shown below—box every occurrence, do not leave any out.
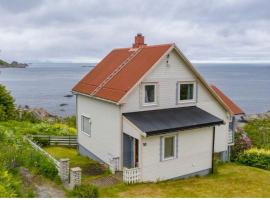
[81,115,91,137]
[141,82,158,107]
[177,81,196,104]
[162,135,177,161]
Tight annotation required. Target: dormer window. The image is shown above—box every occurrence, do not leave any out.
[142,83,158,106]
[178,82,196,103]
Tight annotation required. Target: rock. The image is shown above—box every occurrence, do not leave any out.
[19,167,34,187]
[64,94,73,98]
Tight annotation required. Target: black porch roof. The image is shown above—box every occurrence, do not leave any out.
[123,106,224,136]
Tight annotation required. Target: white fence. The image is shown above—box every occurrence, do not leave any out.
[25,137,60,170]
[123,167,141,184]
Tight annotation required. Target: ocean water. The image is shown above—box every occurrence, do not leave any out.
[0,62,269,116]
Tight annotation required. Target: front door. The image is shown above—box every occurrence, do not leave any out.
[123,133,134,168]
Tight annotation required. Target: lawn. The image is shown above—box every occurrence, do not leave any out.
[44,146,109,178]
[100,163,270,198]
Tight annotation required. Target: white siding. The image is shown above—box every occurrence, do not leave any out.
[121,50,196,113]
[121,48,229,153]
[197,84,229,152]
[141,127,213,182]
[77,95,122,166]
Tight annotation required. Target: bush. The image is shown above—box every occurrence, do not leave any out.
[63,115,76,128]
[0,168,21,197]
[0,84,16,121]
[231,130,252,161]
[244,119,270,148]
[16,110,41,123]
[237,148,270,170]
[68,184,99,198]
[28,123,76,136]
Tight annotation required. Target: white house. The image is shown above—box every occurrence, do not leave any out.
[72,34,244,182]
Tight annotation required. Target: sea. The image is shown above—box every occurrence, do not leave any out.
[0,62,270,116]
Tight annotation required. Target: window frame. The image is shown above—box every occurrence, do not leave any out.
[177,81,196,104]
[141,82,158,106]
[81,115,92,136]
[162,135,177,161]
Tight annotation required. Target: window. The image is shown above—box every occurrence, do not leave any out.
[162,135,177,160]
[178,82,195,103]
[81,115,91,136]
[142,83,157,106]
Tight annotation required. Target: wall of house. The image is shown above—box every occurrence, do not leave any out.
[76,94,122,167]
[140,127,213,182]
[121,49,230,153]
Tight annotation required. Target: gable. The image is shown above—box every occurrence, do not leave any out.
[121,47,231,116]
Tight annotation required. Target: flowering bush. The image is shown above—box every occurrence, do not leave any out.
[237,148,270,170]
[231,129,252,161]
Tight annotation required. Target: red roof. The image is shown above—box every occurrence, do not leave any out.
[210,85,244,115]
[72,44,172,102]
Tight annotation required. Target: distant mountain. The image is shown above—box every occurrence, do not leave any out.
[0,59,28,68]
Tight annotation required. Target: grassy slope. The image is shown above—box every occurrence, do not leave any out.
[44,146,109,180]
[100,163,270,198]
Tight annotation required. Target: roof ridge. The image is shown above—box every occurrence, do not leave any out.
[112,43,173,51]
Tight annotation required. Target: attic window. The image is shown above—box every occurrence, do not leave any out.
[178,82,196,103]
[142,83,157,106]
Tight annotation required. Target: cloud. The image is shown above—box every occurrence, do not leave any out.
[0,0,269,62]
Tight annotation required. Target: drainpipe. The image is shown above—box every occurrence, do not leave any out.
[211,126,216,174]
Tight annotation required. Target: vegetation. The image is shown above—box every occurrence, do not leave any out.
[244,119,270,148]
[0,84,16,121]
[100,163,270,197]
[0,59,9,66]
[44,146,109,177]
[231,130,252,161]
[0,120,76,136]
[68,184,99,198]
[237,148,270,170]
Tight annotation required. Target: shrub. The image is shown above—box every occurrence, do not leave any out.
[244,119,270,148]
[68,184,99,198]
[0,168,21,197]
[16,110,41,123]
[237,148,270,170]
[231,130,252,161]
[63,115,76,128]
[0,84,16,121]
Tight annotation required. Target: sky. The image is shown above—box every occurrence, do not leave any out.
[0,0,269,63]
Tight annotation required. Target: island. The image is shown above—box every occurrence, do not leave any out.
[0,59,28,68]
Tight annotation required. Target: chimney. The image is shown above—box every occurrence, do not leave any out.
[133,33,146,48]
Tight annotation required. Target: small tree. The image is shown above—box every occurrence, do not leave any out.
[0,84,16,121]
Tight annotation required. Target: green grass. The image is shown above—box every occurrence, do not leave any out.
[100,163,270,197]
[244,118,270,148]
[44,146,109,179]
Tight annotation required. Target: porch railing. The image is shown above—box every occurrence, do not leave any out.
[123,167,141,184]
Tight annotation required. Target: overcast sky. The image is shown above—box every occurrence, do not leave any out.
[0,0,269,63]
